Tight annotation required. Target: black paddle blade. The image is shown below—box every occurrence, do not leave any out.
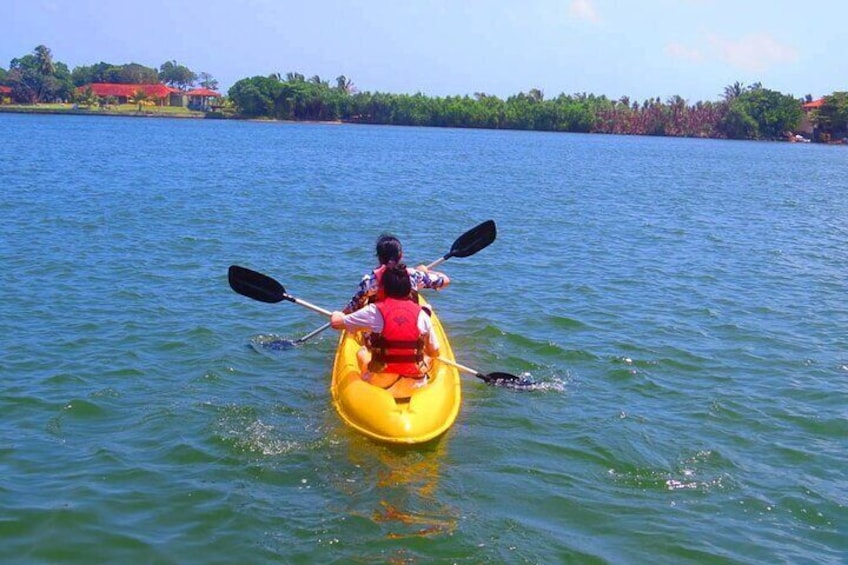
[482,372,534,389]
[228,265,286,303]
[446,219,496,259]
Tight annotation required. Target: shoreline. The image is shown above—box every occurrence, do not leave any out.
[1,104,842,143]
[0,105,215,119]
[0,105,348,125]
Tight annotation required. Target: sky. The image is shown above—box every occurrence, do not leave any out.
[3,0,846,103]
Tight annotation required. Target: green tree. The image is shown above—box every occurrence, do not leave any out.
[718,102,758,139]
[34,44,55,76]
[723,81,744,101]
[228,75,281,117]
[812,92,848,138]
[220,67,812,142]
[717,85,800,139]
[335,75,355,94]
[71,62,157,86]
[197,72,218,90]
[132,88,149,111]
[7,45,73,102]
[70,85,99,107]
[72,62,108,85]
[118,63,158,83]
[742,87,800,139]
[159,60,196,90]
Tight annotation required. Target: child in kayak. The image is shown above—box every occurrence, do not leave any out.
[331,262,440,397]
[342,233,450,314]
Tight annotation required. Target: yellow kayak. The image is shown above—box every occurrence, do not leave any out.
[330,301,461,444]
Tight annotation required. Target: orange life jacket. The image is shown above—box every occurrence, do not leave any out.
[369,298,426,376]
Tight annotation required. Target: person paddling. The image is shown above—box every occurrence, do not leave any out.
[331,263,440,397]
[342,234,450,314]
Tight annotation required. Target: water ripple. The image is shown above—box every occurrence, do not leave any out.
[3,116,847,563]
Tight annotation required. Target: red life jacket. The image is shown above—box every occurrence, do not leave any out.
[369,298,426,376]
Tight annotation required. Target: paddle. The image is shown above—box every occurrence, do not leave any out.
[228,267,527,387]
[426,219,496,269]
[289,219,498,345]
[437,357,527,386]
[227,265,332,316]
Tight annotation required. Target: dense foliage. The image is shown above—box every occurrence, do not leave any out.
[227,73,807,140]
[811,92,848,137]
[720,84,804,139]
[2,44,843,141]
[5,45,74,103]
[71,61,159,86]
[159,60,197,90]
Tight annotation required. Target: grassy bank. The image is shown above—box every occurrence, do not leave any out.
[0,103,234,119]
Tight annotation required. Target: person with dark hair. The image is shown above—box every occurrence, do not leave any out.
[331,262,440,396]
[342,233,450,313]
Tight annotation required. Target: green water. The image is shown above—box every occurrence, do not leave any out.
[1,113,846,563]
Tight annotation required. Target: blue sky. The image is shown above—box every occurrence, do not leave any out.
[3,0,845,103]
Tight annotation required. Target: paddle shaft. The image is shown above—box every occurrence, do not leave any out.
[438,356,522,384]
[437,357,487,380]
[425,256,449,270]
[295,321,332,344]
[287,296,332,317]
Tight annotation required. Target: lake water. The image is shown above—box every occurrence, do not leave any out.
[1,112,846,564]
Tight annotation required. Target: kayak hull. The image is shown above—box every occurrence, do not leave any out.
[330,302,461,444]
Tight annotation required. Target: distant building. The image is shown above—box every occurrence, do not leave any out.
[797,98,825,137]
[185,88,222,111]
[78,83,222,110]
[79,83,181,106]
[0,85,12,104]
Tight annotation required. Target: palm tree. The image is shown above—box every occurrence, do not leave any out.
[132,88,149,111]
[34,45,55,76]
[336,75,356,94]
[723,81,744,101]
[197,72,218,90]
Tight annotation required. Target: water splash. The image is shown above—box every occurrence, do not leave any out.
[608,450,733,492]
[249,333,301,353]
[491,372,568,392]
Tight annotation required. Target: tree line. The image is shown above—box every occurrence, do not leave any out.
[3,44,847,141]
[227,74,848,141]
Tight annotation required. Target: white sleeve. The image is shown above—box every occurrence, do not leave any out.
[418,312,439,352]
[344,304,384,333]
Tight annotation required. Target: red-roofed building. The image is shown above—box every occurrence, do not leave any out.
[185,87,222,110]
[0,85,12,104]
[79,83,181,105]
[797,98,826,137]
[802,98,825,109]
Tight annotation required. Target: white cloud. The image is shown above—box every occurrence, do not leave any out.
[569,0,600,24]
[707,32,799,72]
